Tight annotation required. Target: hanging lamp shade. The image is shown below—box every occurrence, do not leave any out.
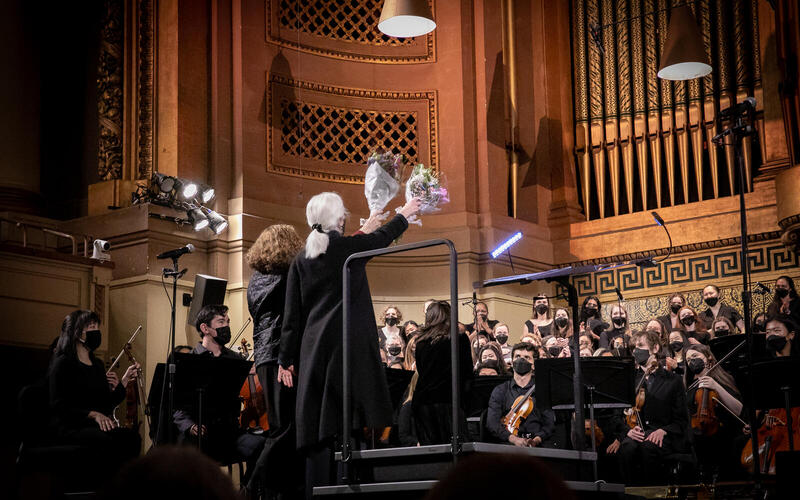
[378,0,436,38]
[657,5,712,80]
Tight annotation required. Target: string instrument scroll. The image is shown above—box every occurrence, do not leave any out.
[625,354,659,430]
[107,326,147,429]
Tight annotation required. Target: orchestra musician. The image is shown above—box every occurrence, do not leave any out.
[48,310,141,482]
[684,344,744,478]
[618,330,690,485]
[487,342,555,447]
[172,305,266,491]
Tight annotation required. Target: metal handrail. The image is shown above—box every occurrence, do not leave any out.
[0,216,91,257]
[342,239,459,474]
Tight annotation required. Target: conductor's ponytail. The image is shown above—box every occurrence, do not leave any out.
[305,192,347,259]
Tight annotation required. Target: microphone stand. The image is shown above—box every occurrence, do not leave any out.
[155,256,187,447]
[714,107,761,494]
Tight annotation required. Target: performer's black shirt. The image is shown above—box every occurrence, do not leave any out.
[700,304,742,331]
[465,319,499,336]
[413,333,473,406]
[635,367,689,437]
[49,353,126,429]
[486,377,555,443]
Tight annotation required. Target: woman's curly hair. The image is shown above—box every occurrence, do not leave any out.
[246,224,303,274]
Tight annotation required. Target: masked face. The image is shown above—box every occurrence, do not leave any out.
[714,327,730,336]
[670,302,682,314]
[535,304,548,315]
[704,297,718,307]
[687,357,706,375]
[213,325,232,346]
[681,315,696,327]
[753,321,766,333]
[633,348,651,366]
[494,328,509,345]
[385,317,399,327]
[476,306,488,320]
[767,335,788,353]
[388,345,402,356]
[512,357,532,375]
[548,346,561,357]
[612,317,626,328]
[81,329,102,351]
[776,287,790,299]
[555,317,569,329]
[669,341,684,352]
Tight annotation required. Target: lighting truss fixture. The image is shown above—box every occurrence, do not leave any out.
[188,207,209,231]
[204,208,228,235]
[491,232,522,259]
[132,173,227,235]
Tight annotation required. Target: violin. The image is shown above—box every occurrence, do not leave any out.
[625,354,659,429]
[690,373,720,436]
[741,408,800,474]
[502,384,536,437]
[108,326,148,429]
[238,339,268,431]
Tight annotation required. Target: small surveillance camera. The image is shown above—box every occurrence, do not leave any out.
[92,239,111,261]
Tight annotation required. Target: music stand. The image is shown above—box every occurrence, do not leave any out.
[172,353,252,451]
[711,334,768,372]
[464,375,512,417]
[535,357,635,481]
[739,358,800,454]
[384,367,415,412]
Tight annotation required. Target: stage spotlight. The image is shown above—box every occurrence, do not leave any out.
[379,0,436,38]
[205,209,228,235]
[491,232,522,259]
[199,185,215,203]
[152,173,176,194]
[178,180,198,200]
[188,207,209,231]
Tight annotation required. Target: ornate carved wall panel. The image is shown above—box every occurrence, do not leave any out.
[135,0,155,180]
[266,0,435,64]
[572,0,764,220]
[98,0,124,180]
[266,73,438,184]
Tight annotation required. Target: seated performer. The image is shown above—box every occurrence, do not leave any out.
[172,305,265,489]
[487,342,555,447]
[684,344,744,479]
[49,310,142,482]
[619,330,690,485]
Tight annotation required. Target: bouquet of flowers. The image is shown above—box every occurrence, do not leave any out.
[362,149,403,224]
[399,163,449,226]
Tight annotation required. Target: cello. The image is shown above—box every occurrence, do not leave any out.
[741,408,800,474]
[238,339,268,431]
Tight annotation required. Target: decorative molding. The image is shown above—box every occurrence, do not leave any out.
[266,73,438,184]
[779,214,800,254]
[98,0,124,181]
[136,0,155,180]
[265,0,435,64]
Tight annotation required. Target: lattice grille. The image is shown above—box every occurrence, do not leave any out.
[279,99,419,165]
[278,0,414,46]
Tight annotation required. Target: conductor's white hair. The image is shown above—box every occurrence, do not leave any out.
[305,192,347,259]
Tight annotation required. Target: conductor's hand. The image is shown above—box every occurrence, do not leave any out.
[359,211,388,234]
[278,365,295,388]
[190,424,207,437]
[398,197,422,219]
[121,362,140,387]
[106,371,120,391]
[89,411,117,432]
[627,426,645,442]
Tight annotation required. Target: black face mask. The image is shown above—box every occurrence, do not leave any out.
[612,317,626,328]
[535,304,548,315]
[388,346,402,356]
[704,297,718,307]
[213,325,231,346]
[512,357,532,375]
[670,303,682,314]
[767,335,788,353]
[495,334,509,345]
[669,341,684,352]
[687,358,706,375]
[715,329,730,336]
[548,346,561,357]
[777,288,790,299]
[555,317,569,329]
[582,307,598,320]
[385,317,398,327]
[681,316,696,327]
[633,348,651,366]
[82,329,102,351]
[753,321,766,333]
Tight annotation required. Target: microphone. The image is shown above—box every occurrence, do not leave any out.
[719,97,756,119]
[652,211,665,227]
[754,282,770,294]
[615,287,624,302]
[157,244,195,260]
[462,292,478,306]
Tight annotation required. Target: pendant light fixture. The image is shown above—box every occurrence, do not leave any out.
[657,5,712,80]
[378,0,436,38]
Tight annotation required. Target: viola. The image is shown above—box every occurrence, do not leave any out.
[108,326,148,429]
[502,384,536,437]
[238,339,268,431]
[741,408,800,475]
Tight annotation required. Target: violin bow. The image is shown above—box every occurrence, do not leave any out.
[107,325,143,375]
[685,339,746,393]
